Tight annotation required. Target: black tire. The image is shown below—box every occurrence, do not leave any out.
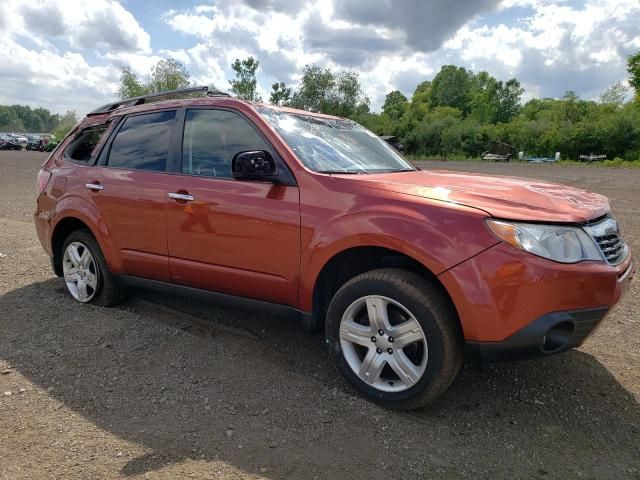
[61,229,125,307]
[325,268,463,410]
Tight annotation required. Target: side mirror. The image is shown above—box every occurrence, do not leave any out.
[232,150,278,181]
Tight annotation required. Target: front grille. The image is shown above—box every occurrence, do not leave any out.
[584,216,628,265]
[594,233,626,263]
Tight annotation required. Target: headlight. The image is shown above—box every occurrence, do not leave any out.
[485,219,602,263]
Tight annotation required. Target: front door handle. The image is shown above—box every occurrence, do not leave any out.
[168,192,194,202]
[85,183,104,191]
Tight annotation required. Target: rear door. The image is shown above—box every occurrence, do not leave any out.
[164,108,301,306]
[90,110,178,281]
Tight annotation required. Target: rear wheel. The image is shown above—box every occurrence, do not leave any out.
[326,268,462,410]
[61,229,124,306]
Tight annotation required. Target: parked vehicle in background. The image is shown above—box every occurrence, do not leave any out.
[0,133,53,151]
[0,134,22,150]
[379,135,405,154]
[13,135,28,148]
[481,140,513,162]
[34,87,634,409]
[580,154,607,163]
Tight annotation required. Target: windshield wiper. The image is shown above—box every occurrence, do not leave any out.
[316,169,367,175]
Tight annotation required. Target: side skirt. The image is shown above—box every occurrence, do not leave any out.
[116,275,315,331]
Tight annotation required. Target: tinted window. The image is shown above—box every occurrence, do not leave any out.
[64,126,108,163]
[182,109,269,178]
[107,110,176,171]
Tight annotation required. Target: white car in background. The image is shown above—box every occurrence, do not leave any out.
[13,135,28,147]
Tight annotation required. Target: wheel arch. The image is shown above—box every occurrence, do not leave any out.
[50,217,96,276]
[309,246,461,334]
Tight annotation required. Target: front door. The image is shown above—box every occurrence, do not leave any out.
[165,108,301,306]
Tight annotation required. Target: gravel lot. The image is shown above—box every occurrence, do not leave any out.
[0,151,638,479]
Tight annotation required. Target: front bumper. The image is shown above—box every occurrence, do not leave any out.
[465,307,609,362]
[439,242,634,358]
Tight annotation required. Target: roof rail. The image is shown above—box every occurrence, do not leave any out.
[87,86,231,116]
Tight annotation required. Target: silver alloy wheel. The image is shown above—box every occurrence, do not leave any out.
[339,295,428,393]
[62,241,99,303]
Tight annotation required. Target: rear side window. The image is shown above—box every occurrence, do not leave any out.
[64,126,108,163]
[107,110,176,171]
[182,109,270,178]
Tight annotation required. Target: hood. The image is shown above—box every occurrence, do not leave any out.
[336,170,609,223]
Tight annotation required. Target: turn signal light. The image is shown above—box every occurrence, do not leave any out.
[37,169,51,195]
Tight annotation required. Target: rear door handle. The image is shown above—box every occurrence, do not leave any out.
[168,192,194,202]
[85,183,104,191]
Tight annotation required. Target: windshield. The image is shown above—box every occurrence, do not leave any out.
[258,107,415,174]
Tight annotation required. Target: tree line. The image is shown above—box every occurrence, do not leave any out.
[0,105,78,138]
[10,50,639,160]
[234,51,636,161]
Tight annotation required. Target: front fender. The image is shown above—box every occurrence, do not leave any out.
[298,203,497,311]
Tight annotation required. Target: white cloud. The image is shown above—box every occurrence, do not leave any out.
[439,0,640,99]
[0,35,119,114]
[3,0,150,53]
[0,0,638,117]
[0,0,150,115]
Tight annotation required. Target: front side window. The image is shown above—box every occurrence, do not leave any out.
[182,109,270,178]
[107,110,176,172]
[258,107,415,174]
[64,126,108,163]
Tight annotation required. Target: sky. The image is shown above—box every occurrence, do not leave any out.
[0,0,638,116]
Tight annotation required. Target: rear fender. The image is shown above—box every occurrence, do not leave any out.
[51,195,122,273]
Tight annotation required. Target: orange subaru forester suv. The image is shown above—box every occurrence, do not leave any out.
[35,87,634,409]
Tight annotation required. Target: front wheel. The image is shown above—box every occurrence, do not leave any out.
[325,268,463,410]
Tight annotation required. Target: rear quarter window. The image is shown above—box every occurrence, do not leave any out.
[63,126,109,164]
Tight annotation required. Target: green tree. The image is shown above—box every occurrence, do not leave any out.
[628,52,640,99]
[332,72,369,117]
[116,67,149,99]
[52,111,78,140]
[599,81,630,105]
[0,106,25,131]
[355,112,394,136]
[290,65,336,112]
[403,107,462,156]
[229,57,261,101]
[495,79,524,123]
[429,65,474,115]
[269,82,292,105]
[468,73,522,123]
[382,91,409,121]
[289,65,369,117]
[116,59,191,99]
[402,81,432,128]
[33,107,55,132]
[149,59,191,93]
[469,71,499,123]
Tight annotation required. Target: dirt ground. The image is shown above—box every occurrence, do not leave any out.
[0,151,638,480]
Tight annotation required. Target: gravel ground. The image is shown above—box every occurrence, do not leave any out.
[0,151,638,479]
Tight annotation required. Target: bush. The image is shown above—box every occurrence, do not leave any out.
[601,157,640,168]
